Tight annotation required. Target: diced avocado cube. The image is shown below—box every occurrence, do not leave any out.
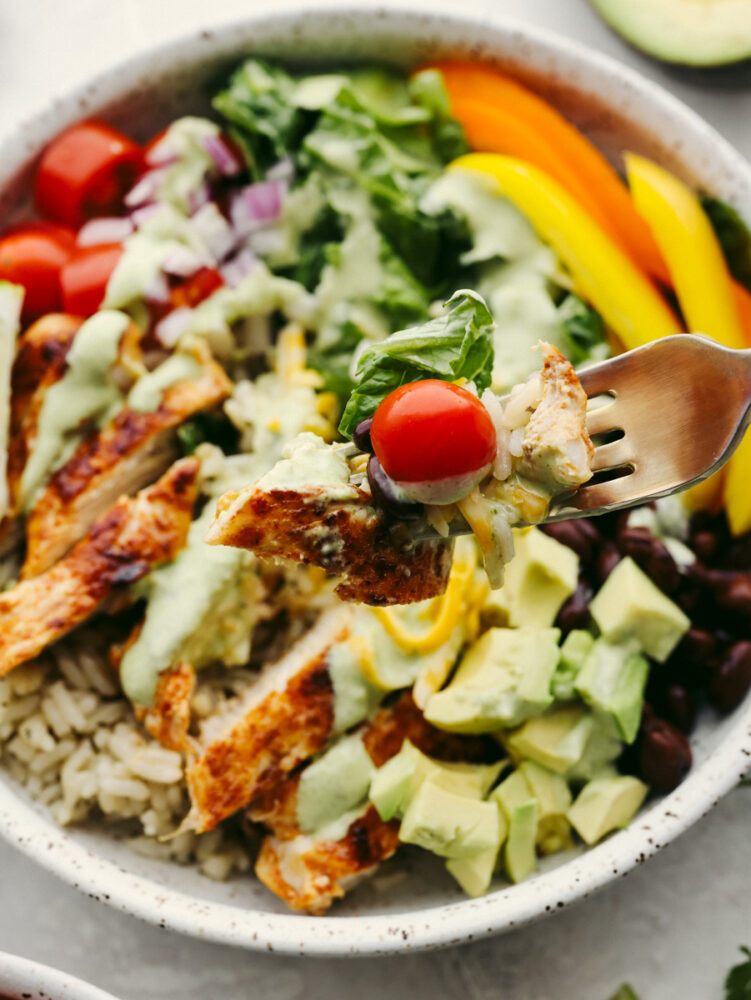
[297,733,375,833]
[369,741,423,821]
[424,626,559,734]
[369,741,506,821]
[505,705,595,774]
[399,780,502,859]
[490,769,533,821]
[590,557,689,663]
[504,799,539,883]
[567,775,648,845]
[552,630,596,700]
[446,808,508,897]
[483,528,579,629]
[566,720,623,784]
[575,639,649,744]
[518,760,573,855]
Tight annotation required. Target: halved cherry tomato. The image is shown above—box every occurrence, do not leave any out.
[60,243,123,316]
[170,267,224,309]
[371,379,497,484]
[35,121,143,228]
[0,225,75,319]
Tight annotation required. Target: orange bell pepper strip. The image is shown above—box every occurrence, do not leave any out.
[450,97,617,241]
[732,280,751,345]
[450,153,682,350]
[424,61,670,285]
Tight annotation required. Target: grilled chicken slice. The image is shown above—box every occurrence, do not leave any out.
[251,693,499,913]
[135,661,196,754]
[206,435,452,606]
[7,314,143,513]
[184,607,354,833]
[519,342,594,489]
[22,339,231,578]
[255,805,400,916]
[0,458,198,677]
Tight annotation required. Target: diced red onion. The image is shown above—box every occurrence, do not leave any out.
[144,271,171,306]
[124,168,168,208]
[145,139,179,167]
[76,217,134,247]
[191,203,236,263]
[129,203,161,228]
[161,246,206,278]
[219,248,258,288]
[155,307,193,348]
[229,181,285,235]
[187,183,211,215]
[266,157,294,182]
[201,134,242,177]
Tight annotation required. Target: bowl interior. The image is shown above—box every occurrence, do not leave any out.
[1,3,750,956]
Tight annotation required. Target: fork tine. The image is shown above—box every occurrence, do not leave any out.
[562,472,639,513]
[586,402,619,437]
[577,357,630,397]
[590,437,634,473]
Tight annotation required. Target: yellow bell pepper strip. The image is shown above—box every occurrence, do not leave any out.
[625,152,751,528]
[625,153,747,350]
[423,61,670,285]
[449,97,617,240]
[725,433,751,536]
[450,153,682,349]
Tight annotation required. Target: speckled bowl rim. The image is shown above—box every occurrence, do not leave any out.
[1,0,750,958]
[0,950,119,1000]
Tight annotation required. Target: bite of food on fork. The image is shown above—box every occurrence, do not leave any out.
[207,287,751,607]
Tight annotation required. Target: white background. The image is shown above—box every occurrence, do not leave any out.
[1,1,751,997]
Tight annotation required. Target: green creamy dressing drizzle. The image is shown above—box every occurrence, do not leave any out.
[126,353,202,413]
[296,733,375,834]
[256,432,356,498]
[19,310,129,510]
[120,502,250,705]
[327,640,383,734]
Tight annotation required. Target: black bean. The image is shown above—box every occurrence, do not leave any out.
[353,418,374,454]
[366,455,423,521]
[594,544,622,585]
[689,530,719,564]
[678,627,718,669]
[718,532,751,570]
[543,519,601,565]
[663,684,697,734]
[555,578,593,634]
[639,716,692,793]
[707,641,751,713]
[617,527,681,594]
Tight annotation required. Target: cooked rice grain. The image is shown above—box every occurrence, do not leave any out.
[0,635,249,878]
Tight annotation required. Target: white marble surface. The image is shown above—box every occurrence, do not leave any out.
[1,0,751,996]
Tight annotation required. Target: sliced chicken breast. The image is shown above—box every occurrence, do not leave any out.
[23,339,231,577]
[0,457,199,677]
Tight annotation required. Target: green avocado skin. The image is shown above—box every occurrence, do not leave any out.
[589,0,751,67]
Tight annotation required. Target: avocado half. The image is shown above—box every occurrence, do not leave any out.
[589,0,751,67]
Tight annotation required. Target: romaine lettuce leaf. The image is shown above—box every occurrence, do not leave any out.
[338,290,495,438]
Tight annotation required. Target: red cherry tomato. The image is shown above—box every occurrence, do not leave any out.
[35,121,143,228]
[60,244,123,316]
[0,226,75,320]
[371,379,497,484]
[170,267,224,309]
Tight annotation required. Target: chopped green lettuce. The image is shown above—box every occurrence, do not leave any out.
[725,947,751,1000]
[702,195,751,291]
[557,293,609,365]
[338,290,495,438]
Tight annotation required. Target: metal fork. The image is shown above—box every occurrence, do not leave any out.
[547,335,751,522]
[354,335,751,536]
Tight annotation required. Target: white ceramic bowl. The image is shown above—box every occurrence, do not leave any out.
[0,951,118,1000]
[1,1,750,957]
